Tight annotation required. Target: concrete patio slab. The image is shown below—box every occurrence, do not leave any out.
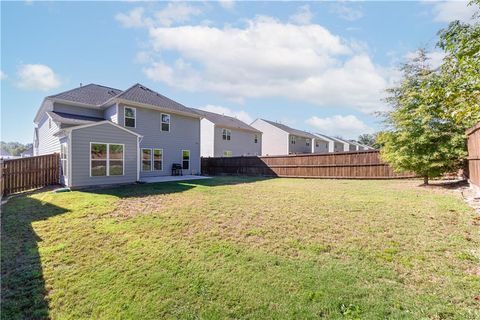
[140,175,211,184]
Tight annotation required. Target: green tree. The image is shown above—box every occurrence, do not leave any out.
[357,133,381,149]
[0,141,31,156]
[379,2,479,184]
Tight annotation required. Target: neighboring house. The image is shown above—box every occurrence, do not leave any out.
[250,119,316,156]
[20,145,33,157]
[313,133,349,152]
[349,140,375,151]
[33,83,202,188]
[311,133,335,153]
[195,109,262,157]
[0,148,18,160]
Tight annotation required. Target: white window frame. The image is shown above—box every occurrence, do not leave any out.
[182,149,190,170]
[153,148,163,171]
[315,141,319,148]
[290,136,296,145]
[89,142,125,177]
[254,134,258,144]
[60,142,68,178]
[306,139,310,147]
[141,148,152,172]
[161,113,171,132]
[222,128,231,141]
[223,150,233,157]
[124,106,136,128]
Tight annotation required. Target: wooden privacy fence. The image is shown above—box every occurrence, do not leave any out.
[1,153,60,196]
[202,150,415,179]
[467,122,480,189]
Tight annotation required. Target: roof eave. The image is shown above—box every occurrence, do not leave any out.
[114,98,202,119]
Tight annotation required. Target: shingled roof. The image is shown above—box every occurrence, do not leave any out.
[47,111,104,126]
[194,109,261,133]
[115,84,199,116]
[261,119,316,139]
[48,84,122,106]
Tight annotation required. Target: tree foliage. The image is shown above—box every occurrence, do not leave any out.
[379,3,480,183]
[0,141,31,156]
[357,133,381,149]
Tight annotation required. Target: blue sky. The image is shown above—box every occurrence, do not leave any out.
[1,1,477,143]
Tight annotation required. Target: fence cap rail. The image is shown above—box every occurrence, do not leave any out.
[202,149,380,160]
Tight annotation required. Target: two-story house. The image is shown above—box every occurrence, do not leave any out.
[33,83,202,188]
[195,109,262,157]
[250,119,317,156]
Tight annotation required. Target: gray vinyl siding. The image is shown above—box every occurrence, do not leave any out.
[312,138,330,153]
[200,119,215,157]
[70,123,138,187]
[213,127,261,157]
[251,119,289,156]
[104,104,118,123]
[288,135,312,154]
[37,113,61,155]
[118,103,201,176]
[334,142,345,152]
[53,102,104,118]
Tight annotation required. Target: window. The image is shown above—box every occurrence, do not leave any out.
[124,107,136,128]
[223,151,232,157]
[222,128,231,141]
[142,148,152,171]
[254,134,258,144]
[90,143,124,177]
[153,149,163,171]
[48,118,52,129]
[91,143,107,176]
[315,141,319,148]
[182,150,190,170]
[290,136,296,144]
[161,114,170,132]
[109,144,124,176]
[60,143,68,177]
[306,139,310,147]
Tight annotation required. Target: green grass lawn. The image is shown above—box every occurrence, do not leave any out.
[2,177,479,319]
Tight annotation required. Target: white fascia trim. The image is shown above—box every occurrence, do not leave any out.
[114,98,202,119]
[67,130,72,187]
[64,120,143,138]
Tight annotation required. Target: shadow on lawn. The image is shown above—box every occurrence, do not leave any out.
[85,176,273,199]
[1,196,69,320]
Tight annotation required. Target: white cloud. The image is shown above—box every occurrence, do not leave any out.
[0,70,7,80]
[133,15,394,113]
[330,3,363,21]
[429,1,476,23]
[306,115,374,139]
[218,0,235,10]
[289,5,313,25]
[199,104,253,124]
[16,64,61,91]
[116,3,202,28]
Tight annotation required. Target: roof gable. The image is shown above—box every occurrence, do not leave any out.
[194,109,261,133]
[261,119,316,139]
[115,83,198,116]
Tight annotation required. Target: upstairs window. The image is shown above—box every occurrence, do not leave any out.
[290,136,296,144]
[254,134,258,143]
[161,114,170,132]
[124,107,136,128]
[182,150,190,170]
[222,128,231,141]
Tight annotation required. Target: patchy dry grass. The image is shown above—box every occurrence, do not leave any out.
[2,177,479,319]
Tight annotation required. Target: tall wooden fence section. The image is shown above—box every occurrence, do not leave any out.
[467,122,480,189]
[1,153,60,196]
[202,150,415,179]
